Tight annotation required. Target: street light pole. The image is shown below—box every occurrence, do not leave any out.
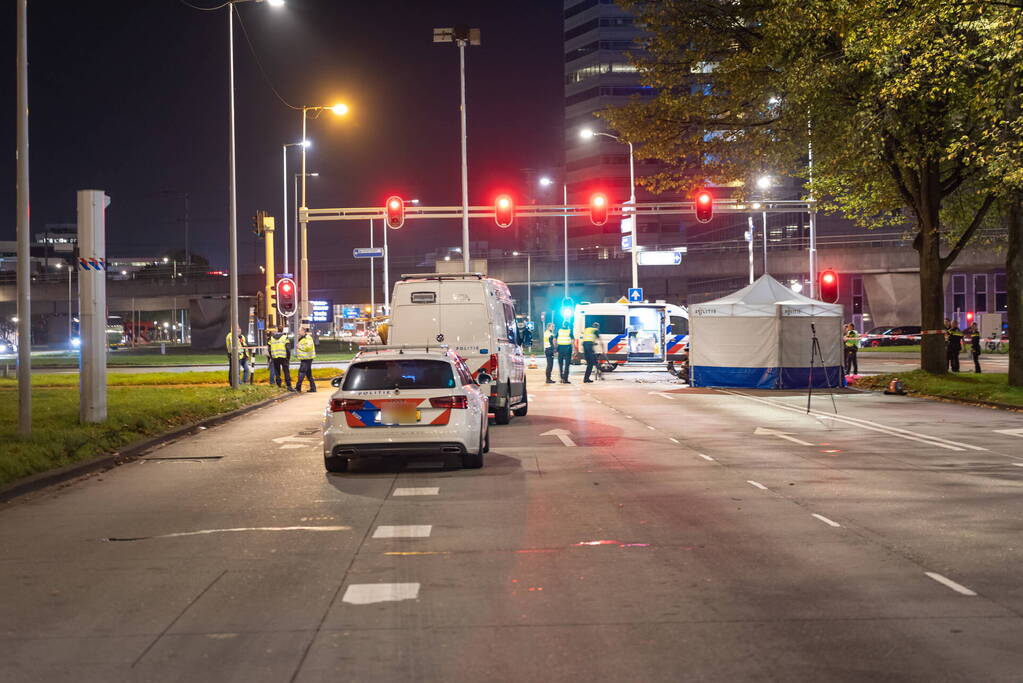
[581,129,638,290]
[16,0,31,435]
[563,183,569,298]
[226,2,239,388]
[458,39,470,272]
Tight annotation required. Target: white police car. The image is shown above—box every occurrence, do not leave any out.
[323,346,490,473]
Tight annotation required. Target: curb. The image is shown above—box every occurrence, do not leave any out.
[0,390,299,505]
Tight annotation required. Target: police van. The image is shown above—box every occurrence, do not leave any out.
[388,273,527,424]
[572,301,690,376]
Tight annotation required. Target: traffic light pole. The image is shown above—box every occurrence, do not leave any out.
[458,38,471,272]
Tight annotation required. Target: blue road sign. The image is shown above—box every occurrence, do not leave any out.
[628,288,643,302]
[353,247,384,259]
[621,233,633,251]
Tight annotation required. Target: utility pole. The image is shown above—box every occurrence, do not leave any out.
[226,3,240,388]
[16,0,31,436]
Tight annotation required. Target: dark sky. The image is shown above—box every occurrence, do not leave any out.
[2,0,564,269]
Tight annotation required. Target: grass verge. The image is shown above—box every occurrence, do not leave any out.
[852,369,1023,408]
[0,366,347,388]
[17,350,355,368]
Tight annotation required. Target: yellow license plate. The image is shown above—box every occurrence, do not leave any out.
[380,407,420,424]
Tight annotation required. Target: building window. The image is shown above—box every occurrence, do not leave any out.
[564,0,617,20]
[973,274,987,313]
[951,273,967,314]
[994,273,1007,312]
[852,276,863,315]
[565,85,654,106]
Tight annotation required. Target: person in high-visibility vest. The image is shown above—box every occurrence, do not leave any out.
[582,321,601,383]
[556,321,574,384]
[268,328,294,391]
[968,322,982,373]
[946,321,963,372]
[295,326,317,392]
[265,328,278,386]
[543,323,556,384]
[225,326,251,384]
[843,323,859,376]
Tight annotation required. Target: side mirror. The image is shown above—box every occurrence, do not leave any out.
[477,372,492,385]
[330,376,344,388]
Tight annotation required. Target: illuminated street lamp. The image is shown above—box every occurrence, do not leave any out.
[538,175,569,299]
[512,251,532,324]
[581,127,638,289]
[282,139,310,279]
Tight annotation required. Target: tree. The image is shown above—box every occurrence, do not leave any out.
[604,0,1011,373]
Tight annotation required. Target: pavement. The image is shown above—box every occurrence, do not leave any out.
[2,365,1023,681]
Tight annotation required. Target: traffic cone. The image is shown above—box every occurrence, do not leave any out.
[884,378,907,395]
[528,355,538,369]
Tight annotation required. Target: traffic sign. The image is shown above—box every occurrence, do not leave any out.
[353,247,384,259]
[309,299,333,324]
[638,250,684,266]
[621,233,633,251]
[342,306,361,319]
[628,288,643,302]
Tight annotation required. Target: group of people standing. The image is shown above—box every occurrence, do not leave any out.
[944,319,983,373]
[224,325,319,391]
[541,320,603,384]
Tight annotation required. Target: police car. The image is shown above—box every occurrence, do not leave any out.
[322,345,490,473]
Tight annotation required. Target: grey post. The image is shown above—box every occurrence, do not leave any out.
[78,190,110,423]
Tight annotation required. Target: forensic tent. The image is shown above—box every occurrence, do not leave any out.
[689,275,844,389]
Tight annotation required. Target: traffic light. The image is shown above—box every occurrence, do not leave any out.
[695,190,713,223]
[276,277,297,317]
[251,209,266,236]
[589,193,608,226]
[560,296,575,322]
[385,196,404,229]
[255,291,266,319]
[495,194,514,228]
[819,269,838,303]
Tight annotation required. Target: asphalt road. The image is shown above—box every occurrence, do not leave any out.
[2,365,1023,681]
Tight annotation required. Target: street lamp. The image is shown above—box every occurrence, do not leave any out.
[512,251,532,324]
[299,103,348,321]
[755,175,772,275]
[282,139,310,279]
[539,175,569,299]
[580,127,638,290]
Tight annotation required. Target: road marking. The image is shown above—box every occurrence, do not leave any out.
[697,453,715,461]
[540,429,577,447]
[725,391,984,452]
[812,513,841,527]
[272,435,317,445]
[104,526,351,542]
[995,428,1023,438]
[924,572,977,596]
[279,444,307,450]
[342,583,420,605]
[648,392,676,400]
[754,426,814,447]
[625,415,633,419]
[646,425,656,431]
[393,487,440,496]
[373,525,432,539]
[528,394,536,399]
[1013,463,1023,468]
[669,437,680,444]
[747,480,768,490]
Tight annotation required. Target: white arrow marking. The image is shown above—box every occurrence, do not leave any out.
[995,428,1023,438]
[272,435,317,444]
[648,392,676,400]
[754,426,814,447]
[540,429,577,447]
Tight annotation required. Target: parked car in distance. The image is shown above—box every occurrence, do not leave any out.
[322,346,490,473]
[860,325,922,347]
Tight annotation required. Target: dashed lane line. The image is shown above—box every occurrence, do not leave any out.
[669,437,680,444]
[646,425,656,431]
[747,480,768,490]
[342,583,421,605]
[393,487,440,496]
[697,453,715,462]
[372,525,432,539]
[925,572,978,596]
[811,513,841,528]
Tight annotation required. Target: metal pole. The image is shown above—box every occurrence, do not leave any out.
[300,109,309,320]
[227,3,239,388]
[16,0,31,436]
[67,268,72,342]
[458,40,471,271]
[282,145,288,274]
[369,219,375,318]
[78,190,109,423]
[747,217,755,284]
[563,183,569,298]
[762,210,768,276]
[526,254,532,323]
[628,141,637,291]
[383,217,390,315]
[184,192,190,273]
[807,119,818,298]
[293,173,299,337]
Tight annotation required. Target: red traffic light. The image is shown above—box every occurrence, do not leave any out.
[818,269,839,303]
[589,193,608,226]
[966,311,974,323]
[495,194,514,228]
[695,190,713,223]
[276,277,297,317]
[385,195,405,229]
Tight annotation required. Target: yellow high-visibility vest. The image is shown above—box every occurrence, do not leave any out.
[544,330,555,349]
[268,336,288,358]
[582,326,599,343]
[225,332,249,358]
[556,328,572,346]
[296,334,316,360]
[844,330,858,348]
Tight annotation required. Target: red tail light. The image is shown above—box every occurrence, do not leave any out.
[490,353,499,380]
[330,398,365,412]
[430,396,468,409]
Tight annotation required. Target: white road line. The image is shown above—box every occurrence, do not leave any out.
[724,390,984,452]
[747,480,768,490]
[625,415,633,419]
[373,525,432,539]
[1013,464,1023,468]
[811,513,841,527]
[342,583,420,605]
[924,572,977,596]
[669,437,680,444]
[646,425,656,431]
[697,453,715,461]
[279,444,307,450]
[393,487,439,496]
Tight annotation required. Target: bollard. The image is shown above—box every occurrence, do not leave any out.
[160,342,166,355]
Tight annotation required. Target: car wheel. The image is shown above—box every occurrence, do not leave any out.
[494,382,512,425]
[324,456,349,473]
[462,434,485,469]
[513,379,528,417]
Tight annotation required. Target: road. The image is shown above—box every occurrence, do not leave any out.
[857,350,1009,375]
[2,366,1023,681]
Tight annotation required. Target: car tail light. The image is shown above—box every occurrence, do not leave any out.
[430,395,468,409]
[489,353,499,380]
[330,398,365,412]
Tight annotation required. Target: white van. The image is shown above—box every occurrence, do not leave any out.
[388,273,527,424]
[572,301,689,376]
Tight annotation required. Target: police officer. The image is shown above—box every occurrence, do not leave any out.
[268,328,294,391]
[582,321,601,383]
[946,321,963,372]
[968,322,982,373]
[225,326,251,384]
[295,326,317,392]
[843,323,859,375]
[556,321,574,384]
[265,329,278,386]
[543,322,556,384]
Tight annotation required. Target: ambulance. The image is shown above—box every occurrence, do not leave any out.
[572,301,690,377]
[388,272,527,424]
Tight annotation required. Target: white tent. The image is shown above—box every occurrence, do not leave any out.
[689,275,845,389]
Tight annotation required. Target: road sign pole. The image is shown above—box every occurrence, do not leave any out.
[369,219,374,318]
[78,190,110,423]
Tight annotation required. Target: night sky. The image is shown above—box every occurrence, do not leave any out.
[2,0,564,269]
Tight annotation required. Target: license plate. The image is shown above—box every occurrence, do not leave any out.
[379,407,420,424]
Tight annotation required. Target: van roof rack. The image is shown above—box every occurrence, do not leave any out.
[400,272,484,280]
[358,344,451,355]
